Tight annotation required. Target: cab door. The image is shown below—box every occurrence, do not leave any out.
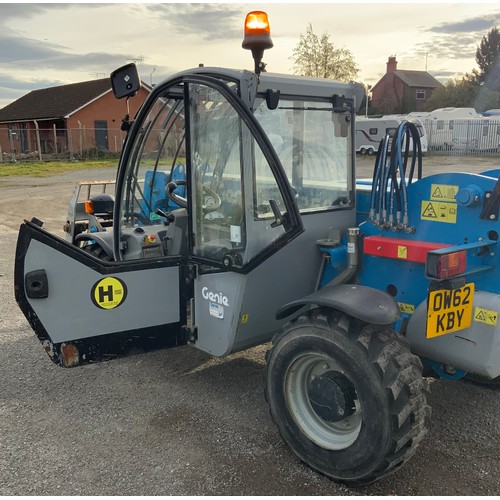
[15,220,187,367]
[14,71,303,367]
[14,79,192,368]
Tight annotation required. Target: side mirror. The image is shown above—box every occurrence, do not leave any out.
[110,63,141,99]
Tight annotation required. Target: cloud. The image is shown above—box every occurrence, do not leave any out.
[0,73,65,91]
[414,33,479,61]
[142,3,245,40]
[0,32,68,63]
[0,28,162,75]
[408,11,500,75]
[0,3,100,24]
[426,14,500,34]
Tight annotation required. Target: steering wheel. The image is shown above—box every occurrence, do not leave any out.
[166,180,222,214]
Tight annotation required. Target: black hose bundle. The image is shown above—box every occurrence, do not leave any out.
[369,120,422,231]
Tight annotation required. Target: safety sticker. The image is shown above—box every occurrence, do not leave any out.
[210,302,224,320]
[421,200,457,224]
[398,302,415,314]
[430,184,459,202]
[397,245,408,259]
[91,277,127,310]
[473,306,498,326]
[241,314,249,324]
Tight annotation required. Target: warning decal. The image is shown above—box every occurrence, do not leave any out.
[430,184,459,202]
[91,277,127,310]
[397,245,408,259]
[398,302,415,314]
[474,306,498,326]
[421,200,457,224]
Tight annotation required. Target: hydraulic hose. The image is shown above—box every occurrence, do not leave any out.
[369,120,423,230]
[369,139,385,220]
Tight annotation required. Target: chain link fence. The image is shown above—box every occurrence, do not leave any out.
[0,126,126,162]
[422,119,500,156]
[2,120,500,162]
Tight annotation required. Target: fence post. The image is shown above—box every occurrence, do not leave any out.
[78,121,83,158]
[68,128,75,161]
[53,124,58,156]
[33,120,43,161]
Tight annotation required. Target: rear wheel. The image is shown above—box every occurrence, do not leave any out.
[264,308,430,485]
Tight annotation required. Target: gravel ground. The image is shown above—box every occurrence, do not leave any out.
[0,156,499,495]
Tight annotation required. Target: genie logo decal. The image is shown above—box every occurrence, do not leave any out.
[201,287,229,307]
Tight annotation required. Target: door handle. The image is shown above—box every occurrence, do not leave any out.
[25,269,49,299]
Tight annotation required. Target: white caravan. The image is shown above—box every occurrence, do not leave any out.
[355,116,428,155]
[412,108,500,153]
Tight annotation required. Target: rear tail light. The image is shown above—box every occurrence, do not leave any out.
[427,250,466,279]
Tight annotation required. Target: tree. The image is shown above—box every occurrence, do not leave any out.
[476,26,500,90]
[425,72,479,111]
[290,23,359,82]
[424,70,500,113]
[421,26,500,112]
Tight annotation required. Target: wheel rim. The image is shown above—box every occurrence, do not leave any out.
[285,353,362,450]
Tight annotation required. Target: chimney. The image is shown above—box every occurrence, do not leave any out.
[386,56,397,73]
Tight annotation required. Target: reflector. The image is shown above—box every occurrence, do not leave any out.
[85,200,95,215]
[427,251,467,279]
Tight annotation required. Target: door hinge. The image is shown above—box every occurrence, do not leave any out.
[182,264,197,285]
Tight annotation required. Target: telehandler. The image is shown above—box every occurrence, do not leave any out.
[14,11,500,485]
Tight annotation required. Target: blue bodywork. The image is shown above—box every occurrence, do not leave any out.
[354,172,498,327]
[320,121,500,379]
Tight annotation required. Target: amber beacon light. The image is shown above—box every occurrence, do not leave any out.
[242,11,273,75]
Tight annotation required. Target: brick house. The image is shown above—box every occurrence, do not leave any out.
[370,56,443,115]
[0,78,150,160]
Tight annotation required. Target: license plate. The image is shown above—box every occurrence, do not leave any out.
[426,283,474,338]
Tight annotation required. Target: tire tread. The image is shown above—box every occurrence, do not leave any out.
[264,307,431,486]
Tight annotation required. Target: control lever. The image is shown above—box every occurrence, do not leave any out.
[155,208,175,224]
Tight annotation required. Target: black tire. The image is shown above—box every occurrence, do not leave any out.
[264,308,430,486]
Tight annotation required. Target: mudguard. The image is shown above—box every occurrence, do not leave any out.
[275,284,400,325]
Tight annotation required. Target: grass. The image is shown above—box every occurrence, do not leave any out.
[0,160,118,178]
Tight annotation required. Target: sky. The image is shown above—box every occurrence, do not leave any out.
[1,1,500,109]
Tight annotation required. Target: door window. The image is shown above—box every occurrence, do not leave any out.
[188,83,292,269]
[119,91,186,229]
